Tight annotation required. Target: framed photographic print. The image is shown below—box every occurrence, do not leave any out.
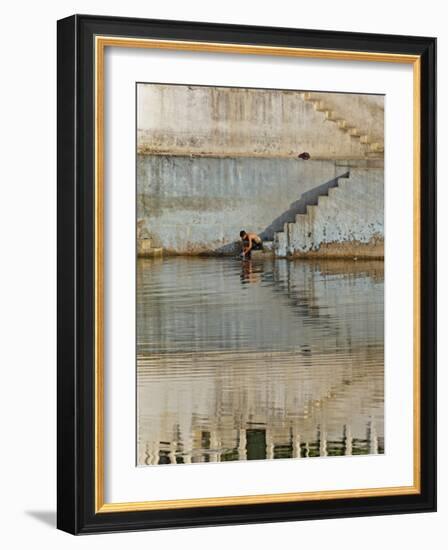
[57,14,436,534]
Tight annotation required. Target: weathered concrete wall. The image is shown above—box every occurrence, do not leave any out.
[274,168,384,258]
[137,84,384,256]
[138,84,383,160]
[137,156,353,254]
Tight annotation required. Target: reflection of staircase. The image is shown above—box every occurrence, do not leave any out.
[268,168,383,258]
[301,92,384,156]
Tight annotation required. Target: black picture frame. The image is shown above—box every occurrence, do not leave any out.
[57,14,436,534]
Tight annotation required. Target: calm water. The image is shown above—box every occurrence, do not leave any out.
[137,257,384,466]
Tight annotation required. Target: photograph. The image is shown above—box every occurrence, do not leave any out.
[0,0,441,543]
[136,82,385,466]
[54,12,435,534]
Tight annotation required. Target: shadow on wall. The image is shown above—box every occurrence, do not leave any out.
[210,172,350,255]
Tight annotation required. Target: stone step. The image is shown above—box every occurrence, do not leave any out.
[313,101,327,112]
[328,187,340,198]
[274,231,288,258]
[348,128,361,137]
[138,237,152,248]
[336,178,349,191]
[138,248,163,258]
[317,195,330,208]
[324,110,339,122]
[295,213,307,224]
[306,204,317,216]
[301,92,314,101]
[369,142,384,153]
[138,239,163,257]
[250,248,274,259]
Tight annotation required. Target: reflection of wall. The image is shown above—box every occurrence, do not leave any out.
[138,347,384,465]
[137,258,384,465]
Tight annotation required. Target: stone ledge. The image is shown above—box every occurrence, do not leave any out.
[138,239,163,258]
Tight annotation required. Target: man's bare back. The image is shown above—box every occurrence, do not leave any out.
[239,230,263,258]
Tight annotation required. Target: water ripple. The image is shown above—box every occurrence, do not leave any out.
[137,257,384,465]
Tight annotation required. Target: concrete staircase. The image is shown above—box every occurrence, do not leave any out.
[301,92,384,157]
[267,168,384,258]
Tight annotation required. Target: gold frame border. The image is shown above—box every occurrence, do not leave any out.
[94,36,422,513]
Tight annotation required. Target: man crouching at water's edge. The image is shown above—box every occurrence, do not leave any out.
[240,230,263,258]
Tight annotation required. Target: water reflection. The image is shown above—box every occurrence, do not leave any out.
[240,259,264,285]
[137,257,384,465]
